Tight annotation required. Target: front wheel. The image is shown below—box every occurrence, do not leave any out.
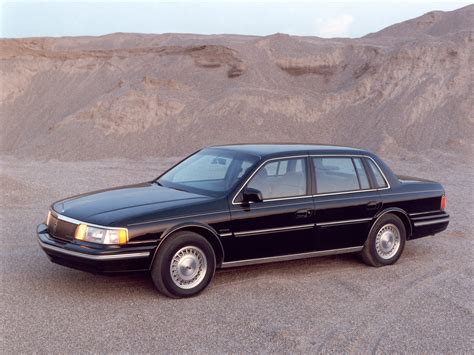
[151,231,216,298]
[360,214,406,267]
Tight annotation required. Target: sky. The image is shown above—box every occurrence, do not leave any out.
[0,0,471,38]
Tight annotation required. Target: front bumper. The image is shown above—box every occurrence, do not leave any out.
[37,224,155,273]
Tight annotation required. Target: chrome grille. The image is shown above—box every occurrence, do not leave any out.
[47,214,77,242]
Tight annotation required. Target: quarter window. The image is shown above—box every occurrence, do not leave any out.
[314,157,360,193]
[247,158,307,200]
[366,159,388,188]
[353,158,370,189]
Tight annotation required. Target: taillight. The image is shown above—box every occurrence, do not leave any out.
[440,195,446,210]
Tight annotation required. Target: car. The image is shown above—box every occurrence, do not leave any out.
[37,144,450,298]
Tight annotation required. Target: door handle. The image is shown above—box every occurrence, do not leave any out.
[366,201,381,210]
[295,209,312,218]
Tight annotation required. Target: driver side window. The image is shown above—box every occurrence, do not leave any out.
[247,158,307,200]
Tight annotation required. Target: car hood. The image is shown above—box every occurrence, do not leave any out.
[52,182,213,226]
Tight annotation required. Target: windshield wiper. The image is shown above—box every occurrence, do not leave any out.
[153,180,188,193]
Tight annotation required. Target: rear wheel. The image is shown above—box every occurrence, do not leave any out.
[361,214,406,267]
[151,231,216,298]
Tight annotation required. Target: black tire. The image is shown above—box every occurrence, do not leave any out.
[360,214,406,267]
[151,231,216,298]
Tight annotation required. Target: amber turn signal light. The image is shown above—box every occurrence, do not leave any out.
[74,224,87,240]
[440,195,446,210]
[117,229,128,245]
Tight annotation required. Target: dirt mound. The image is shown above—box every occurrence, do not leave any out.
[365,4,474,38]
[1,5,472,160]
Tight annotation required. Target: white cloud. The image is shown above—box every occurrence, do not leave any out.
[315,14,355,38]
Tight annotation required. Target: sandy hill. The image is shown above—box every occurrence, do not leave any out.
[1,5,472,160]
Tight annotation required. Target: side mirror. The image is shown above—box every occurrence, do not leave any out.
[242,187,263,203]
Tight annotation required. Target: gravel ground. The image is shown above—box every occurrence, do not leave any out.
[0,154,472,353]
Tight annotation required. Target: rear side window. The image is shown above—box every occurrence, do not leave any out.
[366,159,388,188]
[314,157,360,193]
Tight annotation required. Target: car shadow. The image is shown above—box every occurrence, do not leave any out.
[213,252,365,286]
[38,252,368,299]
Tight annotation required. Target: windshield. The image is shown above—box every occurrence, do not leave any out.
[158,148,259,197]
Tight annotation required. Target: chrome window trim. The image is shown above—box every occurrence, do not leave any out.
[312,189,378,198]
[310,154,391,194]
[232,154,391,206]
[263,195,313,203]
[246,199,314,209]
[413,217,450,227]
[316,217,373,227]
[38,239,150,260]
[231,155,309,205]
[221,246,363,268]
[234,223,315,237]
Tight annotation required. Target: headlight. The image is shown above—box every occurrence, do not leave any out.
[74,224,128,245]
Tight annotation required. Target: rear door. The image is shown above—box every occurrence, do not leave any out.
[311,156,384,250]
[224,156,316,262]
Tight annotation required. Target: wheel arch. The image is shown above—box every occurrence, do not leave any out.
[150,222,225,268]
[370,208,412,239]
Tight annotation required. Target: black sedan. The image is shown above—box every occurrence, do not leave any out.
[37,144,450,298]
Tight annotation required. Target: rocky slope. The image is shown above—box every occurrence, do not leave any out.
[1,5,472,160]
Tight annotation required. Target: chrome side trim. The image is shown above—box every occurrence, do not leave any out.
[316,218,372,227]
[411,213,447,221]
[414,218,450,227]
[219,232,233,237]
[38,240,150,260]
[127,240,159,245]
[234,224,315,237]
[220,246,363,268]
[409,210,442,216]
[381,190,443,197]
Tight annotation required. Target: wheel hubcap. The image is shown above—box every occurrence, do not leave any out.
[170,246,207,289]
[375,223,401,259]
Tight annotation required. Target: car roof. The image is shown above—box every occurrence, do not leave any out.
[209,143,369,158]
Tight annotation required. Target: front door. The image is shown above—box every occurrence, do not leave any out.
[224,156,316,262]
